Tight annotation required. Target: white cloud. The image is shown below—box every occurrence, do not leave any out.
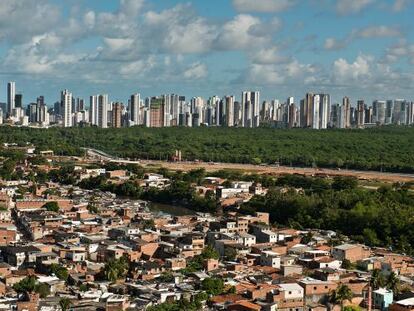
[0,0,60,43]
[333,55,371,83]
[324,25,402,51]
[392,0,409,11]
[336,0,375,15]
[251,47,288,64]
[324,38,347,50]
[232,0,295,13]
[215,14,270,50]
[183,62,208,79]
[357,26,401,38]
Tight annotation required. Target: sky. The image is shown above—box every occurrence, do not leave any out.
[0,0,413,105]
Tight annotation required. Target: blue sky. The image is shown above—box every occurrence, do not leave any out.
[0,0,413,106]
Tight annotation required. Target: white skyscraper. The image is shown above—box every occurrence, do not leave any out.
[98,94,109,128]
[319,94,330,129]
[90,95,98,125]
[312,94,320,129]
[242,91,260,127]
[61,89,73,127]
[7,82,15,116]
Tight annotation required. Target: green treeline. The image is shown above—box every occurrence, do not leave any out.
[241,176,414,254]
[0,126,413,172]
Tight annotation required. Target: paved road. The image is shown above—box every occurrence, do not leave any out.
[83,148,414,183]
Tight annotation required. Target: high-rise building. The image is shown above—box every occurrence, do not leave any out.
[129,93,141,126]
[149,97,164,128]
[90,95,98,126]
[112,102,123,128]
[342,97,351,128]
[61,89,73,127]
[300,93,314,128]
[15,94,22,109]
[319,94,330,129]
[288,103,297,128]
[373,100,386,125]
[241,91,260,127]
[312,94,320,129]
[356,100,365,128]
[97,94,109,128]
[225,96,235,127]
[7,82,15,116]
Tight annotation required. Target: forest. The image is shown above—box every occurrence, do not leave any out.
[0,125,413,172]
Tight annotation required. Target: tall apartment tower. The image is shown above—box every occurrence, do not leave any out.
[373,100,386,125]
[7,82,16,116]
[61,89,73,127]
[90,95,98,125]
[149,97,165,128]
[306,93,315,127]
[129,93,141,126]
[225,96,235,127]
[312,94,321,129]
[288,103,297,128]
[241,91,260,127]
[98,94,109,128]
[319,94,330,129]
[356,100,365,128]
[112,102,123,128]
[342,96,351,128]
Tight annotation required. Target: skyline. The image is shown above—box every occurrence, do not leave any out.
[0,0,414,103]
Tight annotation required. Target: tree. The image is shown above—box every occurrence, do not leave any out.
[201,246,219,260]
[59,297,72,311]
[332,177,358,191]
[103,257,129,282]
[224,247,237,261]
[301,232,313,244]
[329,284,353,311]
[341,259,353,270]
[386,272,400,294]
[34,283,50,298]
[371,269,385,290]
[141,219,155,230]
[13,276,36,293]
[50,264,69,281]
[42,201,59,212]
[201,277,224,296]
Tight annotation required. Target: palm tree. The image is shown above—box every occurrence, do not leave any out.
[329,284,353,311]
[59,297,72,311]
[104,260,119,282]
[386,272,400,294]
[371,269,385,290]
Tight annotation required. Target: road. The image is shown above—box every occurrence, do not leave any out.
[83,148,414,183]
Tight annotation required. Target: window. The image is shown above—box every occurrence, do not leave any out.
[325,286,328,289]
[313,286,317,290]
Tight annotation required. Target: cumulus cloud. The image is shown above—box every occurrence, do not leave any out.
[333,55,372,83]
[215,14,270,50]
[336,0,375,15]
[324,25,402,51]
[232,0,295,13]
[0,0,60,43]
[251,47,289,64]
[183,62,208,79]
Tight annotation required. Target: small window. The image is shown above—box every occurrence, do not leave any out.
[325,286,328,289]
[313,286,317,290]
